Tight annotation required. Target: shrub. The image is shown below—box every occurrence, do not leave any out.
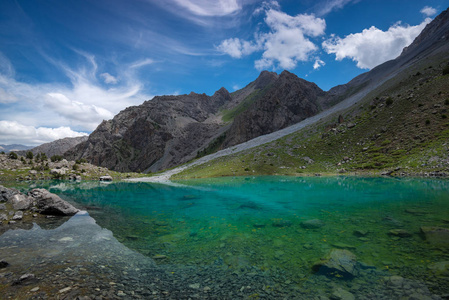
[50,155,63,162]
[8,152,18,159]
[0,151,4,155]
[26,151,34,159]
[443,65,449,76]
[445,99,449,105]
[75,158,87,164]
[425,119,431,125]
[442,114,448,119]
[386,97,393,106]
[73,164,79,171]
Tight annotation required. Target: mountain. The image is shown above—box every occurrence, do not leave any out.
[223,70,325,147]
[172,8,449,179]
[68,7,449,175]
[0,144,32,153]
[17,136,88,158]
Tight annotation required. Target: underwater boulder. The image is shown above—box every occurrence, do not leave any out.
[300,219,324,229]
[312,249,358,278]
[420,226,449,246]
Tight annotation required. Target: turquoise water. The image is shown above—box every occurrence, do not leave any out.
[5,176,449,298]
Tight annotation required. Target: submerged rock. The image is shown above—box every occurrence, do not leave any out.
[28,189,79,216]
[389,229,412,238]
[420,226,449,246]
[272,219,292,227]
[312,249,358,278]
[353,230,369,237]
[428,261,449,276]
[300,219,324,229]
[332,287,355,300]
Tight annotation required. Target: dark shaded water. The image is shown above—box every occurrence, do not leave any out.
[1,176,449,299]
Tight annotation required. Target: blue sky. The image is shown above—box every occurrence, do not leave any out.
[0,0,447,146]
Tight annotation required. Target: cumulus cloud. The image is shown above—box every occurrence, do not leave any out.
[421,6,437,17]
[313,59,325,70]
[45,93,115,130]
[217,4,326,70]
[216,38,260,58]
[172,0,241,16]
[322,18,431,69]
[0,120,87,146]
[100,73,118,84]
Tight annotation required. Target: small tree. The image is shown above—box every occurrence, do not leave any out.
[26,151,34,160]
[8,152,18,159]
[40,153,48,162]
[0,151,5,155]
[51,155,63,162]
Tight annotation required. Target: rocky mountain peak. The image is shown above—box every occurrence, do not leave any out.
[400,7,449,57]
[254,70,278,89]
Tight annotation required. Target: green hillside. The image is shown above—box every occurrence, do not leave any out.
[174,60,449,179]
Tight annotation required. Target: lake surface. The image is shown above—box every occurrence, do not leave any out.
[1,176,449,299]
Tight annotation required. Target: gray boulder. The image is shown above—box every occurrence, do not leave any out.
[28,189,78,216]
[0,185,17,202]
[99,175,113,181]
[10,194,33,210]
[312,249,358,278]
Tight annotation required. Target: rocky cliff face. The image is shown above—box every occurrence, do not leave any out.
[66,88,236,172]
[223,71,325,147]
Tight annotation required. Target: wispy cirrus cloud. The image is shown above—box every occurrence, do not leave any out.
[314,0,359,17]
[172,0,242,16]
[0,50,153,145]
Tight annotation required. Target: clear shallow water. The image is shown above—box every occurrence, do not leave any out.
[3,176,449,298]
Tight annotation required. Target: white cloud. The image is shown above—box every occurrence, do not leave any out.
[323,18,431,69]
[45,93,115,130]
[129,58,155,69]
[0,51,153,140]
[0,87,18,104]
[217,4,326,70]
[313,58,325,70]
[216,38,260,58]
[421,6,437,17]
[100,73,118,84]
[172,0,241,16]
[315,0,357,17]
[0,120,87,146]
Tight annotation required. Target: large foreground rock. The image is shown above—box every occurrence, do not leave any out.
[312,249,358,278]
[28,189,79,216]
[10,194,33,210]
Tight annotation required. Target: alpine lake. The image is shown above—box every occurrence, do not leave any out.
[1,176,449,299]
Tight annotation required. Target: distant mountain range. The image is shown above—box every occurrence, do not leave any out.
[0,144,32,153]
[16,136,88,158]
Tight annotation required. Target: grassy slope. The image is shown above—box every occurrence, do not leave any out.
[174,60,449,179]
